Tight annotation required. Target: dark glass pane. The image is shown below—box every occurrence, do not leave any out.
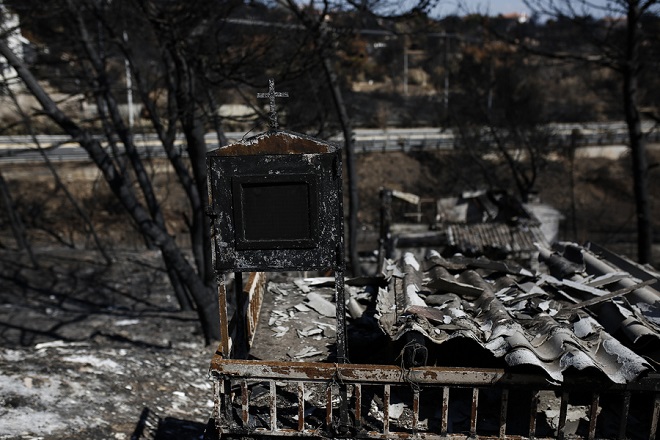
[241,182,310,241]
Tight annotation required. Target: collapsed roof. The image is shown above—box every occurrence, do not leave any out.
[377,242,659,384]
[437,190,560,259]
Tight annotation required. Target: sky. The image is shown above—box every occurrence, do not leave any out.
[433,0,613,18]
[482,0,534,15]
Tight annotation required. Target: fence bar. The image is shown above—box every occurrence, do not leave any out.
[222,379,233,421]
[650,393,660,440]
[297,382,305,432]
[217,276,230,357]
[354,384,362,430]
[212,379,221,428]
[529,390,538,439]
[412,389,420,432]
[326,385,333,429]
[241,380,249,426]
[499,389,509,439]
[383,384,391,435]
[270,380,277,432]
[588,393,599,440]
[470,388,479,437]
[441,386,449,436]
[558,391,569,440]
[618,391,631,440]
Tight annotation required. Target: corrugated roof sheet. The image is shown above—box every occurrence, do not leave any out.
[447,222,548,256]
[434,190,551,258]
[377,245,658,385]
[538,242,660,356]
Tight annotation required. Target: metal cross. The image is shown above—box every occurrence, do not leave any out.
[257,78,288,131]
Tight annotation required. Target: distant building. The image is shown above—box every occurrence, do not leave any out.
[500,12,529,23]
[0,3,29,90]
[437,190,552,262]
[379,189,563,267]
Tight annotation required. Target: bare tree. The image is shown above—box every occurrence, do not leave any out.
[279,0,439,275]
[516,0,659,264]
[0,0,246,342]
[0,0,388,341]
[2,0,511,342]
[1,70,113,265]
[0,170,38,267]
[278,0,361,275]
[448,35,554,202]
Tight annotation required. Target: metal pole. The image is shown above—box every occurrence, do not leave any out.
[403,46,408,96]
[123,31,134,128]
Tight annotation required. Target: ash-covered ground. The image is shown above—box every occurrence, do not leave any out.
[0,249,217,440]
[0,248,381,440]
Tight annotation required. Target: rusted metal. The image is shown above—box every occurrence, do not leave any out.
[245,271,266,347]
[270,380,277,432]
[529,390,538,439]
[234,271,247,358]
[297,382,305,432]
[222,378,232,422]
[216,275,230,357]
[257,78,288,131]
[651,393,660,439]
[211,357,553,385]
[499,389,508,439]
[412,389,420,433]
[325,385,333,429]
[334,270,348,364]
[383,384,390,435]
[338,384,350,435]
[441,386,449,437]
[587,392,599,440]
[354,384,362,430]
[470,387,479,437]
[212,379,220,433]
[618,391,631,440]
[557,391,568,440]
[557,391,569,440]
[209,301,659,440]
[208,131,335,156]
[209,371,660,439]
[207,127,349,430]
[241,379,249,426]
[231,358,642,388]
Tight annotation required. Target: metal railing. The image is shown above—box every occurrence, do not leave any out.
[209,358,660,439]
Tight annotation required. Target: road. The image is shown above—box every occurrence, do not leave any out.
[0,122,658,163]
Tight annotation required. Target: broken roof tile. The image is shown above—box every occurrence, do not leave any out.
[378,247,656,384]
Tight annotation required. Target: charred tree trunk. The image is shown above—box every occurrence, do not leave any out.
[75,6,195,305]
[519,0,656,263]
[0,38,221,343]
[320,53,361,276]
[623,1,653,265]
[0,171,38,268]
[170,47,214,286]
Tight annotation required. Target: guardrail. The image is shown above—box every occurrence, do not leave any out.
[1,125,659,163]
